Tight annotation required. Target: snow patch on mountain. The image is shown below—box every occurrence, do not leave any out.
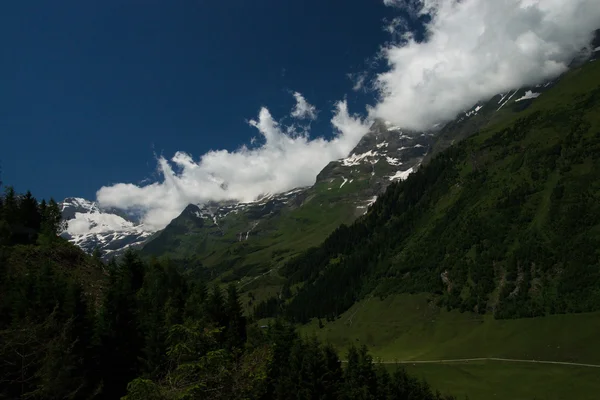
[515,91,541,102]
[386,157,402,166]
[340,177,348,188]
[341,150,379,166]
[389,167,414,181]
[356,195,379,214]
[465,105,483,118]
[497,90,519,110]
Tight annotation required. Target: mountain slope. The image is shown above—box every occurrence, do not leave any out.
[140,122,431,281]
[279,55,600,322]
[139,63,580,285]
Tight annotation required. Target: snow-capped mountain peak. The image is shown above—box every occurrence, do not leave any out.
[60,197,155,259]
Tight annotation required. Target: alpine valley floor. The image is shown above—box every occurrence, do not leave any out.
[299,294,600,400]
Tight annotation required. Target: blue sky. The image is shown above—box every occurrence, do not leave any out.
[1,0,398,201]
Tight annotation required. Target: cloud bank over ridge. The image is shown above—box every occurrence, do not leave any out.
[97,97,370,229]
[97,0,600,230]
[373,0,600,130]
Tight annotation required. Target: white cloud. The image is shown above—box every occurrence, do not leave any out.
[384,17,407,36]
[347,72,368,92]
[373,0,600,130]
[97,100,369,230]
[290,92,317,120]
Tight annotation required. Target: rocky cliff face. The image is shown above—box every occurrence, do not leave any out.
[316,120,433,206]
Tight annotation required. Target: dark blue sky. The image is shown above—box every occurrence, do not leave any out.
[1,0,399,201]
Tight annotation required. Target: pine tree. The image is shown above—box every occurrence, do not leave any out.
[343,345,378,400]
[3,186,18,227]
[40,198,64,237]
[137,259,168,377]
[184,280,207,321]
[18,190,41,232]
[38,198,46,219]
[225,283,247,350]
[95,251,145,398]
[92,247,103,263]
[206,284,228,331]
[322,343,343,400]
[162,259,185,327]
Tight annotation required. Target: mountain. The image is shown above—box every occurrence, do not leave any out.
[140,121,431,281]
[66,30,600,278]
[58,121,430,265]
[315,120,432,195]
[60,197,155,259]
[140,72,569,285]
[276,53,600,323]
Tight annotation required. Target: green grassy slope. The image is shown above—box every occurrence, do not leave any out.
[300,293,600,400]
[142,179,367,284]
[301,294,600,363]
[403,361,600,400]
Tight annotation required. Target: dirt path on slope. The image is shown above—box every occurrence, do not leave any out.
[372,357,600,368]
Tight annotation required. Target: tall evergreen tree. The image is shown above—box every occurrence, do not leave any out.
[226,283,247,350]
[95,250,145,398]
[3,186,18,227]
[40,198,65,236]
[206,284,228,331]
[18,190,41,232]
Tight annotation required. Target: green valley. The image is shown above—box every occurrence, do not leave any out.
[299,294,600,400]
[301,294,600,363]
[5,2,600,399]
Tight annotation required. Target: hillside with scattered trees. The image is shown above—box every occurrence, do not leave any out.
[251,55,600,324]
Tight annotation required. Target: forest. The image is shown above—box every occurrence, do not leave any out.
[0,184,455,399]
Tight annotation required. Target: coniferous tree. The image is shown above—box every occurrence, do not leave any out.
[18,191,41,232]
[184,280,208,321]
[3,186,18,227]
[322,343,343,400]
[138,259,168,377]
[95,250,145,398]
[343,344,378,400]
[226,283,247,350]
[40,198,65,236]
[207,284,228,332]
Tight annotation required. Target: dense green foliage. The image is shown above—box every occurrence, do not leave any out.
[0,186,454,399]
[251,59,600,324]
